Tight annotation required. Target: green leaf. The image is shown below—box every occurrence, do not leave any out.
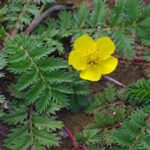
[89,145,105,150]
[44,103,62,115]
[51,84,73,94]
[25,81,45,104]
[124,0,142,23]
[9,59,31,73]
[6,0,41,30]
[42,70,73,83]
[4,126,31,150]
[109,0,126,26]
[113,30,134,58]
[111,108,150,149]
[143,51,150,61]
[36,0,56,4]
[17,70,37,91]
[0,95,5,103]
[90,0,107,27]
[103,84,116,102]
[34,116,64,130]
[72,83,89,95]
[51,90,69,107]
[124,79,150,104]
[74,3,89,28]
[76,129,100,145]
[36,57,68,71]
[0,52,6,78]
[138,17,150,28]
[26,5,40,17]
[136,26,150,46]
[34,129,59,147]
[36,91,51,113]
[9,136,31,150]
[59,11,72,30]
[0,28,7,42]
[4,105,28,125]
[29,47,55,59]
[8,51,26,63]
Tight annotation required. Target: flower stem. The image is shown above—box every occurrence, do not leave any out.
[103,75,126,88]
[118,56,149,63]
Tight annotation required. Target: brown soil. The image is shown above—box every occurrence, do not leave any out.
[60,111,93,135]
[53,111,93,150]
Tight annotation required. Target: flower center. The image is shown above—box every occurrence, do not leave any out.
[86,53,101,67]
[85,44,101,67]
[88,58,99,65]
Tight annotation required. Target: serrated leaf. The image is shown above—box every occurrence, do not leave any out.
[76,129,100,145]
[51,90,69,107]
[138,17,150,28]
[124,79,150,104]
[10,136,31,150]
[42,70,73,83]
[73,84,89,95]
[17,70,37,91]
[25,81,45,104]
[109,0,126,26]
[113,30,134,58]
[9,59,31,73]
[51,84,73,94]
[26,5,40,17]
[4,105,28,125]
[34,129,59,146]
[124,0,142,23]
[59,11,72,30]
[0,52,6,69]
[29,47,55,59]
[36,57,68,71]
[0,94,5,103]
[74,4,89,28]
[136,26,150,46]
[143,51,150,61]
[45,103,62,115]
[4,126,29,149]
[8,51,26,63]
[34,116,64,130]
[36,91,51,113]
[90,0,107,27]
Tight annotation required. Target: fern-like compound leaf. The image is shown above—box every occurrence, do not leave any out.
[124,79,150,104]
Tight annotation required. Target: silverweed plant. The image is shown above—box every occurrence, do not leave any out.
[0,0,150,150]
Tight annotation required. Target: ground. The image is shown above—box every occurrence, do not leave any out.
[0,0,150,150]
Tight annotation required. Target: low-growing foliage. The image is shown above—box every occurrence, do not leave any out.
[76,84,150,150]
[2,33,89,149]
[36,0,150,58]
[0,52,6,117]
[0,0,150,150]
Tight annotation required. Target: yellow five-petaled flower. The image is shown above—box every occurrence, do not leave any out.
[68,34,118,81]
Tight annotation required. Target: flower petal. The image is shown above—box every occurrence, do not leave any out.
[68,50,87,71]
[80,66,102,81]
[96,37,116,59]
[74,34,95,51]
[100,56,118,74]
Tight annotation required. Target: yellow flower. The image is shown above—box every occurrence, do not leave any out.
[68,34,118,81]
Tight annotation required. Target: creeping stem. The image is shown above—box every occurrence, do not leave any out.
[24,5,65,35]
[64,127,81,150]
[103,75,126,88]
